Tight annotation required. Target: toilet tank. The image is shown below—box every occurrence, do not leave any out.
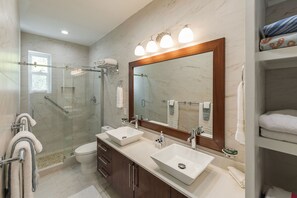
[101,126,114,133]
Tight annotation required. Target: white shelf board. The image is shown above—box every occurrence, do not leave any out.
[256,46,297,62]
[256,136,297,157]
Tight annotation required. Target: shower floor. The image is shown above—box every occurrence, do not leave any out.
[37,152,64,169]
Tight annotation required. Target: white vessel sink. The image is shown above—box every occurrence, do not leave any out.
[106,126,144,146]
[151,144,214,185]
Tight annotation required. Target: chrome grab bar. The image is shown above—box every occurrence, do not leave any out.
[0,149,25,168]
[44,95,69,114]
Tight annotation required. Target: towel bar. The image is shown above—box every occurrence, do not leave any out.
[0,149,25,168]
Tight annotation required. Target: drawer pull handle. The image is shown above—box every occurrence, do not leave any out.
[128,163,131,188]
[98,144,107,152]
[98,156,107,165]
[132,165,135,191]
[98,168,108,178]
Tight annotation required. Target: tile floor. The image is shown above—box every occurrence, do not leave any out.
[35,164,120,198]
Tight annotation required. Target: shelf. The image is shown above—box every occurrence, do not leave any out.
[256,136,297,157]
[256,46,297,62]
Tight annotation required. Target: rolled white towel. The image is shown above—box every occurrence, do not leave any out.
[116,86,123,108]
[265,186,296,198]
[235,81,245,145]
[228,166,245,188]
[97,58,118,66]
[16,113,37,127]
[259,109,297,135]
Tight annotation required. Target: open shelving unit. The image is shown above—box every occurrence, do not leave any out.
[256,136,297,157]
[256,45,297,62]
[246,0,297,197]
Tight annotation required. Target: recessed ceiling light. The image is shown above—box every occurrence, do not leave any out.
[61,30,68,35]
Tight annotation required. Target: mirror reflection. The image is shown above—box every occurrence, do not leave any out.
[134,52,213,138]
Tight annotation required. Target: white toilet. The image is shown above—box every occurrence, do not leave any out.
[75,126,114,173]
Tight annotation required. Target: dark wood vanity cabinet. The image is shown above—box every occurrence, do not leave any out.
[111,149,134,198]
[97,138,187,198]
[134,165,171,198]
[170,188,188,198]
[97,139,112,184]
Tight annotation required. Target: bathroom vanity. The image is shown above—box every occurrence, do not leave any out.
[96,133,244,198]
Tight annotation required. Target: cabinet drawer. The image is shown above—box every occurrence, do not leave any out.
[97,139,112,162]
[97,165,112,184]
[97,155,112,174]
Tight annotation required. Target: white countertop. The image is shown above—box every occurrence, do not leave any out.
[96,133,245,198]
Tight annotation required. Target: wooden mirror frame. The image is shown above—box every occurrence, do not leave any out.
[129,38,225,151]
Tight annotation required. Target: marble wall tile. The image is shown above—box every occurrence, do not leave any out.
[89,0,245,162]
[0,0,20,196]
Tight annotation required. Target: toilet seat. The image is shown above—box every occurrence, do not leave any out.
[75,141,97,155]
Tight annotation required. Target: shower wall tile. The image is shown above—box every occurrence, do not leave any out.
[0,0,20,196]
[89,0,245,162]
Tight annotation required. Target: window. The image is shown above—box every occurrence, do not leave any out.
[28,51,52,93]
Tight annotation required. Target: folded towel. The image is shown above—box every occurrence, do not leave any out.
[260,32,297,51]
[203,102,211,121]
[265,186,297,198]
[259,109,297,135]
[97,58,118,66]
[116,86,123,108]
[199,103,213,135]
[235,81,245,145]
[6,131,42,198]
[169,100,175,115]
[262,15,297,37]
[167,101,179,129]
[261,128,297,144]
[16,113,37,132]
[228,166,245,188]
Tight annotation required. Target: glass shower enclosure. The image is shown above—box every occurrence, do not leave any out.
[21,63,102,169]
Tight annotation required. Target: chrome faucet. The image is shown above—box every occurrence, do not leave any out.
[130,115,139,129]
[187,129,198,149]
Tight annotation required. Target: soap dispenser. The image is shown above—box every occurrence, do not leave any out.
[160,131,165,144]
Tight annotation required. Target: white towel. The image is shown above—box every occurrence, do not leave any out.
[261,128,297,144]
[265,186,295,198]
[6,131,43,198]
[199,103,213,135]
[97,58,118,67]
[167,101,179,129]
[116,86,123,108]
[227,166,245,188]
[259,109,297,135]
[235,81,245,145]
[16,113,37,127]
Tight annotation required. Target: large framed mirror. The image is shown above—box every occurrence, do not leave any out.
[129,38,225,151]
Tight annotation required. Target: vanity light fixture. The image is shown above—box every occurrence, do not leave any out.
[134,43,145,56]
[160,33,174,48]
[178,25,194,43]
[61,30,69,35]
[146,37,158,53]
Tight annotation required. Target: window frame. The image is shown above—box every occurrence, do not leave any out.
[28,50,52,93]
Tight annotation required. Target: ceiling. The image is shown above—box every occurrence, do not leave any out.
[19,0,153,46]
